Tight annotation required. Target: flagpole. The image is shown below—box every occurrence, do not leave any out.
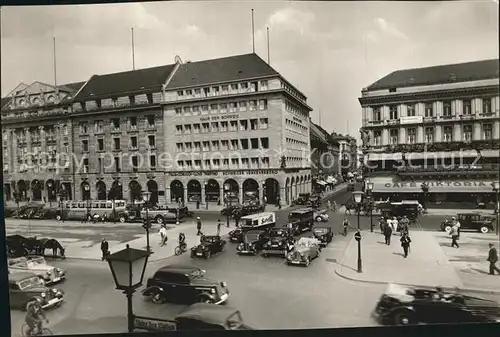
[53,37,57,86]
[131,28,136,70]
[266,27,270,64]
[251,9,255,53]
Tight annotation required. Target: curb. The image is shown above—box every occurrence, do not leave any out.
[333,231,500,296]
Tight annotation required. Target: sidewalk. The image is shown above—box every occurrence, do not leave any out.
[336,206,495,217]
[64,220,233,262]
[432,232,500,293]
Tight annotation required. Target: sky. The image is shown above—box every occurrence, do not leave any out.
[1,1,498,140]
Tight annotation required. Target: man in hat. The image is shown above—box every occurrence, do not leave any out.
[487,243,500,275]
[196,216,203,235]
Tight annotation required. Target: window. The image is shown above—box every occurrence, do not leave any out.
[177,90,184,97]
[203,160,210,169]
[463,125,473,141]
[241,83,249,90]
[202,141,210,151]
[80,123,88,133]
[260,137,269,149]
[230,84,238,92]
[112,118,120,131]
[425,127,434,143]
[250,138,259,149]
[220,121,228,132]
[211,122,218,133]
[131,156,138,172]
[425,103,434,117]
[220,103,227,113]
[463,100,472,115]
[203,88,210,96]
[114,138,120,150]
[192,106,200,115]
[114,157,121,172]
[150,155,156,169]
[251,158,259,168]
[389,129,398,145]
[186,89,192,96]
[483,98,492,113]
[259,118,268,129]
[212,87,219,95]
[241,139,249,150]
[241,158,249,168]
[442,101,452,116]
[239,101,247,112]
[373,131,381,145]
[483,123,493,139]
[130,117,137,128]
[389,106,398,120]
[98,139,104,151]
[210,104,218,113]
[194,89,201,96]
[183,106,191,114]
[148,135,155,148]
[260,80,268,90]
[230,139,239,150]
[130,136,138,149]
[194,160,202,169]
[201,105,209,114]
[175,108,182,116]
[211,141,219,151]
[221,140,229,150]
[239,120,248,131]
[83,158,89,173]
[176,125,183,135]
[231,158,239,167]
[261,157,269,168]
[250,119,258,130]
[372,107,381,121]
[407,104,416,117]
[194,142,201,152]
[229,121,238,131]
[176,143,184,152]
[229,102,237,112]
[81,140,89,152]
[98,158,102,173]
[63,125,69,135]
[407,128,416,144]
[249,100,257,111]
[184,125,192,134]
[259,99,267,110]
[185,142,192,152]
[221,85,228,94]
[147,115,155,127]
[202,123,209,133]
[443,126,453,142]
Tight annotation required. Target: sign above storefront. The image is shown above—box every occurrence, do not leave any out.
[373,180,498,193]
[168,169,280,177]
[399,116,423,125]
[200,114,239,122]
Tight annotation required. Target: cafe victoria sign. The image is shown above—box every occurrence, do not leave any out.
[375,180,497,193]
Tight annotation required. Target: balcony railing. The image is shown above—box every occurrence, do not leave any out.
[396,164,500,173]
[368,140,500,154]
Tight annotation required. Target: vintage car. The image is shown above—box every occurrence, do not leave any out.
[295,193,311,205]
[313,209,329,222]
[236,230,270,255]
[441,213,495,234]
[9,272,64,311]
[221,204,242,216]
[143,209,177,224]
[142,264,229,305]
[286,237,321,266]
[19,206,43,219]
[32,208,58,220]
[287,208,314,235]
[8,256,66,285]
[312,227,333,246]
[377,201,419,220]
[191,235,226,259]
[372,283,500,325]
[232,204,265,218]
[261,228,294,257]
[228,212,276,243]
[134,303,253,331]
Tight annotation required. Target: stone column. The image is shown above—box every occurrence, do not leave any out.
[435,125,442,142]
[494,121,500,140]
[473,123,482,141]
[201,183,206,204]
[417,126,424,143]
[453,124,461,141]
[165,188,171,204]
[183,186,188,205]
[239,188,243,204]
[399,127,406,144]
[382,129,389,145]
[12,130,18,174]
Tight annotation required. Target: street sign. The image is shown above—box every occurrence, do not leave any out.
[354,231,361,241]
[134,316,177,332]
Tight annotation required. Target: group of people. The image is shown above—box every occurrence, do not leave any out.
[378,215,412,258]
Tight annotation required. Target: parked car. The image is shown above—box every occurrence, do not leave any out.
[312,227,333,247]
[9,272,64,311]
[8,256,66,285]
[221,204,241,216]
[144,209,177,224]
[286,237,321,266]
[377,201,419,220]
[19,206,42,219]
[261,228,294,257]
[295,193,311,205]
[372,283,500,325]
[191,235,226,259]
[313,209,329,222]
[233,204,265,218]
[32,208,58,220]
[228,212,276,243]
[142,264,229,305]
[287,208,314,235]
[440,213,495,234]
[236,230,270,255]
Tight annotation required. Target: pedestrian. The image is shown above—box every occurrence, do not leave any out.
[450,223,460,248]
[217,219,222,236]
[159,225,168,246]
[263,196,267,205]
[384,224,393,245]
[342,218,349,236]
[392,217,399,234]
[453,217,461,239]
[487,243,500,275]
[400,233,411,258]
[196,216,202,235]
[327,200,331,211]
[100,238,109,261]
[332,201,338,212]
[386,217,392,234]
[379,217,385,234]
[277,196,282,209]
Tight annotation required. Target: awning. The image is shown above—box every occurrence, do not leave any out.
[316,181,327,186]
[367,153,403,161]
[373,180,499,194]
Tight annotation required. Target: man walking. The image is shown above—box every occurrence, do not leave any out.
[217,219,222,236]
[487,243,500,275]
[400,233,411,258]
[384,224,393,245]
[450,223,460,248]
[327,200,331,211]
[100,238,109,261]
[159,225,168,246]
[196,216,203,235]
[379,217,385,234]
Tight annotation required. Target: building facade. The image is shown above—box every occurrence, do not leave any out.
[331,133,357,176]
[310,121,340,176]
[2,53,312,206]
[359,59,500,207]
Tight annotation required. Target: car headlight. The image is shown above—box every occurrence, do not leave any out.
[52,289,57,294]
[41,292,46,298]
[47,270,52,275]
[221,281,227,287]
[279,242,283,246]
[210,288,216,294]
[267,241,271,245]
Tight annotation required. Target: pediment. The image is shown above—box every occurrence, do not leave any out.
[5,81,68,110]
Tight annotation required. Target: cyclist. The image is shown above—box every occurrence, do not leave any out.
[25,299,48,336]
[342,218,350,236]
[178,232,186,251]
[332,201,338,212]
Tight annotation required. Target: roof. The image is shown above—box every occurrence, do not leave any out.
[175,303,239,324]
[167,53,279,89]
[366,59,499,91]
[74,64,176,100]
[310,122,328,144]
[290,208,313,213]
[157,264,200,274]
[1,97,11,109]
[59,81,86,92]
[9,271,38,282]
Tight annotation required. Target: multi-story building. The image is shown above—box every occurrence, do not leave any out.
[359,59,499,207]
[331,133,357,176]
[2,81,85,202]
[163,54,312,206]
[310,121,340,176]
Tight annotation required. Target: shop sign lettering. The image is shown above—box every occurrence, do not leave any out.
[384,181,489,189]
[168,169,279,177]
[200,114,239,122]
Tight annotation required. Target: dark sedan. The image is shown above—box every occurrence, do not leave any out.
[191,235,226,259]
[236,230,269,255]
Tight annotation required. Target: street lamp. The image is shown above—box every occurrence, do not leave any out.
[366,180,374,232]
[352,190,364,273]
[141,191,152,253]
[420,182,429,210]
[204,182,209,210]
[262,182,266,205]
[492,182,500,238]
[224,183,231,228]
[47,182,53,207]
[106,244,150,332]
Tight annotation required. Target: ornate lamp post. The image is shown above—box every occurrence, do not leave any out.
[352,190,364,273]
[420,182,429,210]
[141,191,152,253]
[366,180,374,232]
[261,182,266,205]
[224,183,231,228]
[204,182,209,210]
[492,182,500,238]
[106,245,150,332]
[47,181,53,207]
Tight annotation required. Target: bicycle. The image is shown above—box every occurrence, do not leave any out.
[21,323,53,336]
[174,242,187,256]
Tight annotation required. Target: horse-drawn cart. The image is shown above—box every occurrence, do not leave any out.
[6,235,66,259]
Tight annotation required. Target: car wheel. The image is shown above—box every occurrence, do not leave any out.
[151,292,166,304]
[305,257,310,266]
[315,216,323,222]
[156,216,164,224]
[119,216,126,223]
[480,226,489,234]
[205,251,211,259]
[393,310,415,325]
[174,247,181,256]
[444,225,452,233]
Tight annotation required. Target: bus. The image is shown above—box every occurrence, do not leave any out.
[56,200,128,222]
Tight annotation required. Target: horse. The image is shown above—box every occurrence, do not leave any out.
[37,238,66,259]
[6,235,41,256]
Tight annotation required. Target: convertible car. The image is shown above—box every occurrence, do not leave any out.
[8,256,66,285]
[372,283,500,325]
[191,235,226,259]
[286,237,321,266]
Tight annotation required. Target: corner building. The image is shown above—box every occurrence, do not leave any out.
[162,54,312,205]
[359,59,500,207]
